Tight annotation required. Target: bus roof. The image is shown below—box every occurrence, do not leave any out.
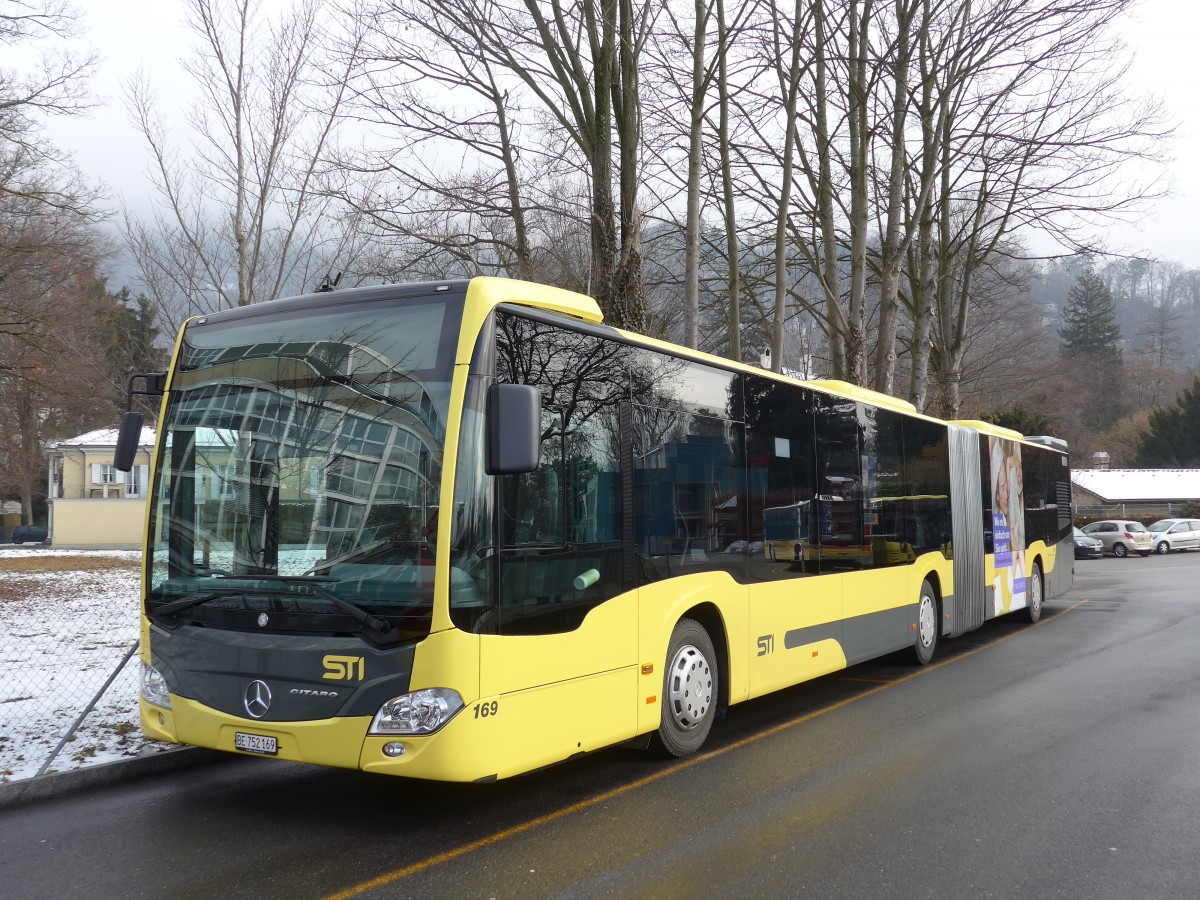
[951,420,1025,441]
[246,276,1063,451]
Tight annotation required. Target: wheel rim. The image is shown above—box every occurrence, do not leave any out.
[918,594,936,648]
[1030,569,1042,615]
[1157,542,1169,554]
[1113,544,1126,557]
[666,643,713,731]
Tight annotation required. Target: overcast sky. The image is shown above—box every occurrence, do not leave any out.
[39,0,1200,271]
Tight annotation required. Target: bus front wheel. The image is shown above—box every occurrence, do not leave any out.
[911,580,938,665]
[652,618,718,757]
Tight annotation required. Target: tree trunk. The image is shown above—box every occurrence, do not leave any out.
[812,0,844,378]
[589,0,620,321]
[872,0,916,396]
[716,0,740,363]
[613,0,645,332]
[770,0,805,373]
[682,0,707,350]
[844,0,872,386]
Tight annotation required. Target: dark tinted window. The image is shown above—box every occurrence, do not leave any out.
[738,374,819,579]
[628,348,734,418]
[863,406,909,568]
[632,405,744,583]
[814,394,863,571]
[902,418,952,558]
[488,312,627,635]
[1022,444,1059,547]
[980,441,993,553]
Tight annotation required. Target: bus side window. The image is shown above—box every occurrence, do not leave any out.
[492,310,627,635]
[499,409,563,547]
[631,405,743,584]
[740,374,819,581]
[814,397,863,572]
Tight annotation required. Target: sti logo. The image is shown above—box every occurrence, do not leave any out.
[322,655,365,681]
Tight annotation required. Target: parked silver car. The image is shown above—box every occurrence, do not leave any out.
[1073,526,1104,559]
[1146,518,1200,554]
[1080,520,1153,557]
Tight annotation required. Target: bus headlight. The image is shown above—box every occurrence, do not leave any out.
[369,688,463,735]
[140,661,172,709]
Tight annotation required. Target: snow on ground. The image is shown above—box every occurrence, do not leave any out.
[0,549,143,560]
[0,548,174,782]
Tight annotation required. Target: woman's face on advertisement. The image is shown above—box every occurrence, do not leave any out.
[996,462,1010,517]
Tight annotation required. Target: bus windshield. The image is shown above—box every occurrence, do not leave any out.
[146,292,461,644]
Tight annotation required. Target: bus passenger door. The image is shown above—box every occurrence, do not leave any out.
[479,404,637,775]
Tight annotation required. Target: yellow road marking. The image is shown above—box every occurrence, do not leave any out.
[324,598,1090,899]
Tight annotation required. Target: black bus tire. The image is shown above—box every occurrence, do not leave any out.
[911,580,938,665]
[1021,562,1043,623]
[652,618,717,757]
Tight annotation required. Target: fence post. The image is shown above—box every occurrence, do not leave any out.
[35,640,140,778]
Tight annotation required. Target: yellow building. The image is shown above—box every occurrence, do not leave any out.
[46,427,156,549]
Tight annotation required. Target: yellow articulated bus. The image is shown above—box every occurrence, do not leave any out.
[114,277,1073,783]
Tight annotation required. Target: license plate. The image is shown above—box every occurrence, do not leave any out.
[234,732,278,756]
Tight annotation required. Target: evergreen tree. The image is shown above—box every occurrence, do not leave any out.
[107,287,166,378]
[86,283,166,417]
[1134,377,1200,467]
[1059,269,1125,432]
[1059,269,1122,361]
[982,404,1056,437]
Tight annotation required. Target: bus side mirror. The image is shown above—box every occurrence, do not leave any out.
[114,411,144,473]
[486,383,541,475]
[114,371,166,473]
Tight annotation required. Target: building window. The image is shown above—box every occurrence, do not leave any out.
[92,463,120,485]
[126,466,144,498]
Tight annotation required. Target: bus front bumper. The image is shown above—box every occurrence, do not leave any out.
[140,695,504,782]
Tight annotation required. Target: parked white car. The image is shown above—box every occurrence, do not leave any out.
[1147,518,1200,554]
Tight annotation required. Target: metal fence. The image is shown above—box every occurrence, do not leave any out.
[1074,503,1200,523]
[0,549,157,782]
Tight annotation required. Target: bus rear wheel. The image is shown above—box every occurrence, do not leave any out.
[1021,562,1043,623]
[911,580,938,665]
[652,618,717,757]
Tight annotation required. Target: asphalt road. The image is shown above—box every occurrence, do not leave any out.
[3,552,1199,899]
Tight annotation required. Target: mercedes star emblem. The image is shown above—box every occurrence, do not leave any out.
[244,680,272,719]
[257,612,269,627]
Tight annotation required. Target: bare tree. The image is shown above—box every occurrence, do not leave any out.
[356,0,655,329]
[0,0,97,209]
[902,0,1167,416]
[640,0,714,349]
[1,0,101,340]
[0,239,118,522]
[123,0,363,329]
[334,0,591,284]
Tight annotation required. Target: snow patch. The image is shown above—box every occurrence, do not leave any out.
[1,550,173,781]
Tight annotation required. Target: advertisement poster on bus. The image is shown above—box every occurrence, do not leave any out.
[989,436,1026,615]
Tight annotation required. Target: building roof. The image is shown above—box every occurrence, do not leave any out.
[1071,469,1200,503]
[47,426,157,449]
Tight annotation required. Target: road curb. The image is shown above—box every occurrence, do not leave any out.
[0,747,230,810]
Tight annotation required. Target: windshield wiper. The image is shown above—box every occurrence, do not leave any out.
[154,576,395,638]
